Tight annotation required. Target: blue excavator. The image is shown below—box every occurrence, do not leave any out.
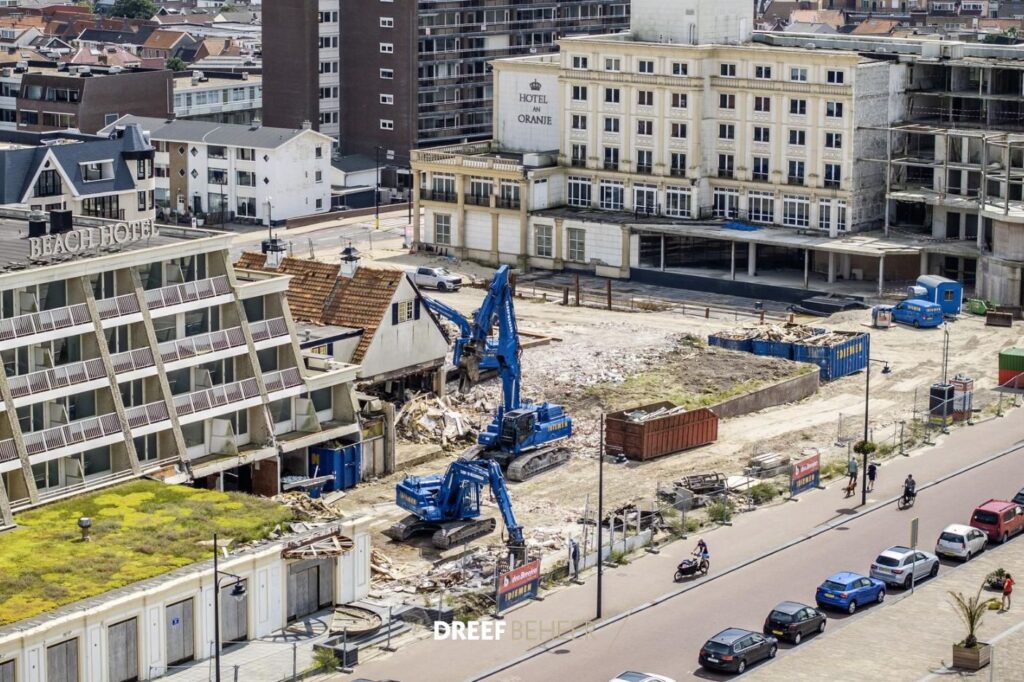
[384,458,526,561]
[421,295,498,379]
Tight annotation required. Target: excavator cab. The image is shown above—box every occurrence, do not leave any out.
[499,409,537,451]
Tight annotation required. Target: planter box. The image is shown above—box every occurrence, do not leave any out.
[952,643,991,671]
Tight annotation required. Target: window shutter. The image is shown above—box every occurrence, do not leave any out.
[414,299,421,320]
[391,302,398,325]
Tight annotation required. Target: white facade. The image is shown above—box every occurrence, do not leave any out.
[317,0,341,138]
[493,64,561,153]
[173,75,263,121]
[631,0,752,45]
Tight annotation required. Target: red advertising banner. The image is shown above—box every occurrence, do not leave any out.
[790,453,821,496]
[497,559,541,611]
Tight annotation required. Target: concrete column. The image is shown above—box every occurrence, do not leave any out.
[456,174,467,258]
[619,226,631,277]
[730,241,736,280]
[660,235,665,271]
[920,251,929,275]
[884,128,892,236]
[412,169,422,245]
[827,251,836,284]
[0,480,11,527]
[803,249,810,289]
[553,217,565,269]
[518,180,530,271]
[878,254,886,296]
[490,213,500,265]
[383,401,396,475]
[747,242,757,277]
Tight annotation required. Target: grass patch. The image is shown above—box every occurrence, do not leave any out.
[0,480,293,627]
[747,482,780,505]
[707,499,735,524]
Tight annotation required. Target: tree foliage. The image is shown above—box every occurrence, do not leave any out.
[110,0,157,19]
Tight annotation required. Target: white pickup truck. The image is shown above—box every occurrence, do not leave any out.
[412,266,462,291]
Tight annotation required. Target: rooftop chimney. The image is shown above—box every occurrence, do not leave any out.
[250,117,261,130]
[300,120,312,130]
[339,243,361,278]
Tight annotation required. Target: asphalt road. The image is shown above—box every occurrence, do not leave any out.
[228,215,409,261]
[486,419,1024,682]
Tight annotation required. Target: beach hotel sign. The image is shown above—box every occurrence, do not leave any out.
[29,219,158,258]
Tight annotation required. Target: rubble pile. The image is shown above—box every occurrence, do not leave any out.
[622,404,687,423]
[273,491,343,521]
[717,323,826,343]
[798,331,859,346]
[395,393,484,446]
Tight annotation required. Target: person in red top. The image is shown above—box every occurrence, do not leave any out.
[1003,573,1014,611]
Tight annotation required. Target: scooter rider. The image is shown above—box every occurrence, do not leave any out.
[903,474,917,504]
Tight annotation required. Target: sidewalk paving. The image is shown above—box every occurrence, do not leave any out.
[747,536,1024,682]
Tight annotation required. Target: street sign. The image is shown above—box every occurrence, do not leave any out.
[910,517,919,548]
[496,559,541,613]
[790,452,821,497]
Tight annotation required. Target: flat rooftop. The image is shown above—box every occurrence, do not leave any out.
[0,479,294,630]
[174,73,261,91]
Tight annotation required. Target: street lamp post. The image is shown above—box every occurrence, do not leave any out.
[212,533,246,682]
[596,413,605,619]
[374,146,395,231]
[862,359,892,506]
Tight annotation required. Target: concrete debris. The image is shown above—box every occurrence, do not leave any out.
[718,323,825,343]
[396,393,480,447]
[623,405,687,423]
[273,491,344,521]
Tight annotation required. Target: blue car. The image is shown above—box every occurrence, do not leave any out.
[815,571,886,614]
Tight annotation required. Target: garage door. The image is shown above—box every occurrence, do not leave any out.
[288,565,319,621]
[220,580,248,644]
[165,599,194,666]
[46,639,79,682]
[107,618,138,682]
[0,660,14,682]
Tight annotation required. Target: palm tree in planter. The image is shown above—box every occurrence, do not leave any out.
[949,585,991,670]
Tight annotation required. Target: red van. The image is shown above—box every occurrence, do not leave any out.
[970,499,1024,543]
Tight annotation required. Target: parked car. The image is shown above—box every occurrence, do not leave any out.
[413,266,462,291]
[608,673,676,682]
[763,601,826,645]
[870,546,940,589]
[890,299,944,328]
[1012,488,1024,506]
[698,628,777,674]
[970,499,1024,543]
[815,572,886,614]
[936,524,988,561]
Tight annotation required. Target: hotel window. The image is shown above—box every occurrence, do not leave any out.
[753,126,770,143]
[665,186,691,217]
[670,152,686,176]
[637,90,653,106]
[748,191,775,224]
[534,224,553,257]
[671,123,687,139]
[380,94,394,105]
[790,67,808,82]
[599,180,624,210]
[720,63,736,77]
[380,68,394,79]
[671,93,688,110]
[434,213,452,245]
[826,101,844,118]
[638,59,654,74]
[827,69,845,84]
[671,62,688,76]
[34,169,60,197]
[568,176,591,207]
[754,96,771,113]
[571,114,587,130]
[572,85,588,101]
[571,55,589,69]
[719,93,735,110]
[836,200,847,231]
[605,57,621,71]
[636,149,653,174]
[379,16,394,28]
[789,99,807,116]
[379,42,394,53]
[788,160,805,185]
[755,65,772,79]
[824,163,842,188]
[717,154,734,179]
[137,191,146,211]
[825,132,842,149]
[571,143,587,166]
[604,88,620,104]
[380,119,394,130]
[636,119,653,136]
[719,124,735,140]
[788,129,806,146]
[634,183,657,214]
[752,156,770,182]
[603,146,619,170]
[783,195,810,227]
[819,199,831,231]
[713,188,738,218]
[567,228,585,262]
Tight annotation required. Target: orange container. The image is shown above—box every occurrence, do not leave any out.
[605,402,719,461]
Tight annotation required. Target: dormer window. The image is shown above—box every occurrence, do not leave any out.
[80,160,114,182]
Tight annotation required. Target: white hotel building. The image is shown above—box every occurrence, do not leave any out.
[412,0,1024,307]
[0,213,362,528]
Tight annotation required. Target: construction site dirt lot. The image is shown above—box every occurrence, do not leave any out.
[336,248,1024,586]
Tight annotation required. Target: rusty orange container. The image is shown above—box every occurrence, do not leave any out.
[605,401,719,461]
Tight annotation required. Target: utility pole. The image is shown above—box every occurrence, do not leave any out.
[862,363,870,507]
[213,533,221,682]
[596,413,605,620]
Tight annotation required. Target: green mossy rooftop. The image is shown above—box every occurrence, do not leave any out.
[0,480,294,627]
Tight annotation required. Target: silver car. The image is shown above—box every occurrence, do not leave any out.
[870,545,939,589]
[935,523,988,561]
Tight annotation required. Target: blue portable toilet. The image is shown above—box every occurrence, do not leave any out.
[916,275,963,316]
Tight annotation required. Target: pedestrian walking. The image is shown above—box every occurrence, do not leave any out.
[867,462,877,492]
[1003,573,1014,611]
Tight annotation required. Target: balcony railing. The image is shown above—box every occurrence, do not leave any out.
[145,276,231,311]
[420,189,457,202]
[0,303,92,342]
[464,193,491,206]
[95,293,141,320]
[249,317,289,342]
[0,437,16,462]
[264,367,303,393]
[8,357,107,400]
[124,400,170,429]
[160,326,246,364]
[496,197,520,209]
[173,377,260,418]
[22,412,122,457]
[110,347,156,374]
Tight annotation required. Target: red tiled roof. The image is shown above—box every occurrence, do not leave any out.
[274,257,341,323]
[234,251,267,270]
[323,267,404,363]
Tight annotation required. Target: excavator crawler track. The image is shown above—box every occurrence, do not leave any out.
[383,515,433,543]
[432,518,497,550]
[505,446,571,482]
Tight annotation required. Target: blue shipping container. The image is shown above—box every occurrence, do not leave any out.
[708,333,754,352]
[792,332,870,381]
[751,339,793,359]
[309,443,362,492]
